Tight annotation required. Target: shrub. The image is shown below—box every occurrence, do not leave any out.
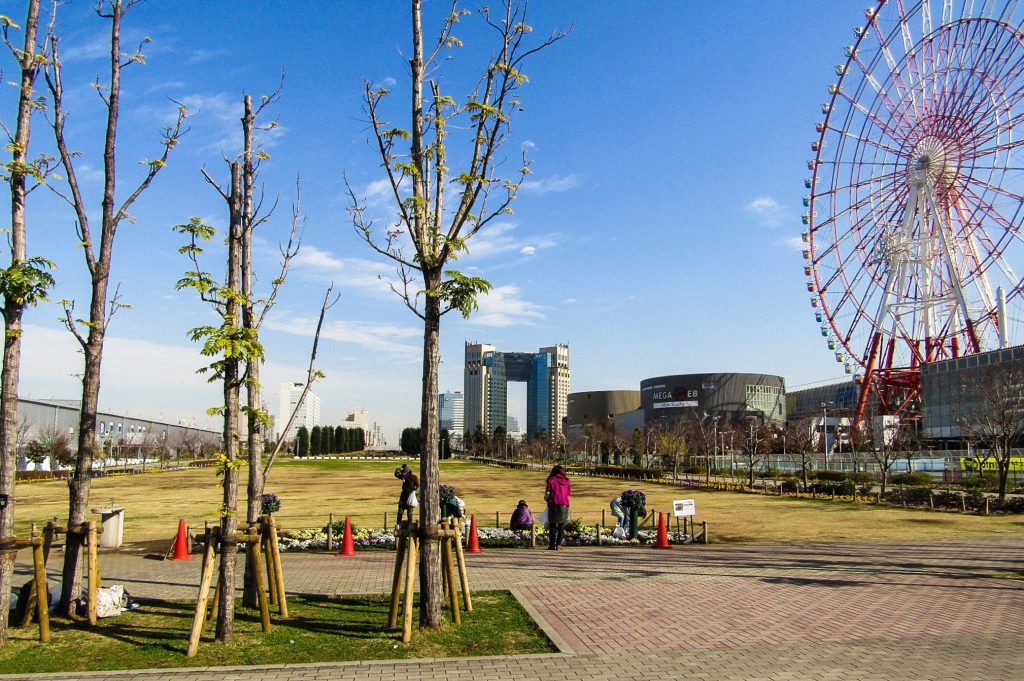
[886,486,932,506]
[890,471,933,487]
[809,479,856,496]
[812,470,875,484]
[591,465,664,480]
[960,473,999,492]
[989,496,1024,514]
[932,490,966,510]
[780,477,801,493]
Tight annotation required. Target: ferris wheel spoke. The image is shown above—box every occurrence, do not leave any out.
[821,170,904,199]
[953,197,1004,310]
[970,110,1024,151]
[827,125,906,156]
[961,171,1024,202]
[961,135,1024,160]
[813,180,906,234]
[959,181,1024,240]
[834,88,914,144]
[958,185,1024,278]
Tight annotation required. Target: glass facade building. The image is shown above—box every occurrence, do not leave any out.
[465,342,569,439]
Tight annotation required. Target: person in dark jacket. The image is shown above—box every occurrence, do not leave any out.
[544,465,571,549]
[509,499,534,531]
[395,464,419,523]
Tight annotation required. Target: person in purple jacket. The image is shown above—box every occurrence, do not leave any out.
[544,464,572,550]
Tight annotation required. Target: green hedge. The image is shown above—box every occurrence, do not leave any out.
[591,465,665,480]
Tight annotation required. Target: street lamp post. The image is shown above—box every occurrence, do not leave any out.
[821,402,833,470]
[710,415,719,483]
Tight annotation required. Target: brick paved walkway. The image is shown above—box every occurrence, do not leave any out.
[7,538,1024,680]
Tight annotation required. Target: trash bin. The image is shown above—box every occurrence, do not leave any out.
[91,506,125,548]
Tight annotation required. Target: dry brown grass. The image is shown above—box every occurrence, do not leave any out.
[13,458,1024,544]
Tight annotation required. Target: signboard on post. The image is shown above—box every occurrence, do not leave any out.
[673,499,695,517]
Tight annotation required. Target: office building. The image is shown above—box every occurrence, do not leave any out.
[464,342,570,440]
[437,391,464,434]
[277,382,321,441]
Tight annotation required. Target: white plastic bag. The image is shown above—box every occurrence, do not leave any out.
[612,525,627,540]
[407,490,419,508]
[94,585,126,618]
[536,509,548,525]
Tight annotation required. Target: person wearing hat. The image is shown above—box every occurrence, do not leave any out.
[394,464,419,523]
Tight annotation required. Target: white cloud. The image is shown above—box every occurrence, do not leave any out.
[520,174,581,195]
[166,92,287,155]
[266,317,420,357]
[293,245,344,271]
[464,222,561,260]
[563,298,577,305]
[470,284,545,327]
[188,48,228,64]
[19,324,223,428]
[292,246,395,297]
[783,236,806,251]
[744,196,789,227]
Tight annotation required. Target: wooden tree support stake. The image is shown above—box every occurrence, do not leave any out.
[187,527,219,657]
[186,516,287,656]
[388,519,472,643]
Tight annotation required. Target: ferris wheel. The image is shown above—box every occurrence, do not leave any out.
[804,0,1024,420]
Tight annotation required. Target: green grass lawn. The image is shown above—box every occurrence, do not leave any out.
[1,592,554,674]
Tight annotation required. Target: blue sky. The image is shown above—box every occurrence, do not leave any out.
[8,1,871,444]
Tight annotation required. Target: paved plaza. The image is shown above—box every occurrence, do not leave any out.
[6,537,1024,680]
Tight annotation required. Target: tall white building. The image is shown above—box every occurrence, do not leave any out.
[438,391,464,435]
[541,344,571,439]
[277,382,321,441]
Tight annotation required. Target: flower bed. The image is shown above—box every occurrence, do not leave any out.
[278,524,691,551]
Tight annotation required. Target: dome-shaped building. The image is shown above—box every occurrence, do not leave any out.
[639,373,785,425]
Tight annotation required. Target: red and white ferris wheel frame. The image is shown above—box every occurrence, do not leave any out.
[804,0,1024,419]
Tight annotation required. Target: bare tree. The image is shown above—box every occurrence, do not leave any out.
[24,426,74,470]
[863,411,904,497]
[739,419,771,488]
[954,364,1024,500]
[651,418,687,479]
[44,0,187,615]
[348,0,566,628]
[784,417,817,490]
[0,0,57,642]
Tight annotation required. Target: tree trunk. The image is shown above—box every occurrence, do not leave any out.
[0,0,42,644]
[242,361,264,608]
[417,269,442,628]
[61,340,103,615]
[240,94,265,609]
[58,0,123,617]
[215,162,243,641]
[997,443,1010,500]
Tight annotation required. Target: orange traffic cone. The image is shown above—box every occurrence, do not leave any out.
[170,518,191,560]
[337,516,357,556]
[654,512,671,549]
[466,514,483,554]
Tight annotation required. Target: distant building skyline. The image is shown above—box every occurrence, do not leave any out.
[277,382,321,441]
